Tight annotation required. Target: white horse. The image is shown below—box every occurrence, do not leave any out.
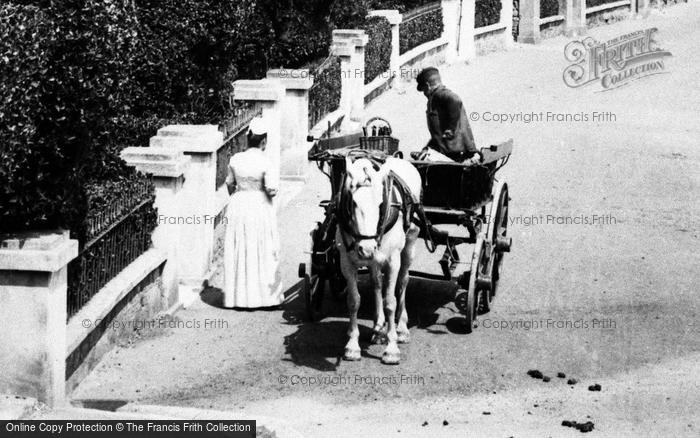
[337,155,422,364]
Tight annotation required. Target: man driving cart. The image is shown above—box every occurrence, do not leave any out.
[413,67,482,165]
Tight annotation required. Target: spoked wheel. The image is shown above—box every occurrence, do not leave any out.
[301,268,325,322]
[299,222,332,322]
[483,181,511,313]
[455,236,487,333]
[454,287,477,334]
[325,239,346,301]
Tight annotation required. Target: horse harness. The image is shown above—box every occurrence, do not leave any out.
[336,170,416,252]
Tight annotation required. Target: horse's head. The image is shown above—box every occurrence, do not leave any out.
[342,156,388,260]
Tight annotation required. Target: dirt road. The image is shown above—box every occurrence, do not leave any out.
[73,4,699,437]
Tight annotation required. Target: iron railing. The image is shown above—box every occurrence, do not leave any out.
[216,103,263,189]
[308,55,342,130]
[67,178,157,319]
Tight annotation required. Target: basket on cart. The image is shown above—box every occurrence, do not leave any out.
[358,136,399,155]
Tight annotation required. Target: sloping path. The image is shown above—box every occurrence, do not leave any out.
[70,4,699,437]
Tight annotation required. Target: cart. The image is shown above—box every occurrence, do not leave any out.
[298,120,512,333]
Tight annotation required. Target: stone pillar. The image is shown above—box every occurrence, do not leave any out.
[0,230,78,406]
[331,30,369,125]
[563,0,587,37]
[265,69,313,179]
[367,10,402,83]
[149,126,222,297]
[120,147,191,307]
[232,79,283,177]
[457,0,477,60]
[441,0,460,63]
[500,0,515,47]
[232,79,284,191]
[518,0,542,44]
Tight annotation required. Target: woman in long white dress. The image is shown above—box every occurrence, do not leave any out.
[223,116,282,308]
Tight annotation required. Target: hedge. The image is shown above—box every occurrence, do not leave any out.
[475,0,502,28]
[399,7,444,54]
[541,0,560,17]
[364,17,393,84]
[0,2,138,236]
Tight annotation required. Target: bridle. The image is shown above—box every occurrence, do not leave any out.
[335,162,412,253]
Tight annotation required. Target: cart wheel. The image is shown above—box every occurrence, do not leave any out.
[323,243,346,300]
[305,222,330,322]
[469,236,488,318]
[304,274,325,322]
[472,239,494,315]
[454,288,476,334]
[486,181,510,306]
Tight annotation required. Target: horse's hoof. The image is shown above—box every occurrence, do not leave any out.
[397,331,410,344]
[343,348,361,361]
[381,352,400,365]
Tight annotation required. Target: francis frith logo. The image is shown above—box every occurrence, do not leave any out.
[563,28,672,91]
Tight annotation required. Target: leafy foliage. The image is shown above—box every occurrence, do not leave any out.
[364,17,392,84]
[541,0,560,17]
[399,6,444,54]
[475,0,502,28]
[0,2,134,236]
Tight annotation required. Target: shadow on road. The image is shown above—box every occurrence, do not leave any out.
[280,276,460,371]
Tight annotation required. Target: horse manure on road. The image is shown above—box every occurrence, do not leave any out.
[588,383,602,391]
[562,420,595,433]
[527,369,544,379]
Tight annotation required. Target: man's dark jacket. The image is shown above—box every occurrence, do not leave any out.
[426,85,477,160]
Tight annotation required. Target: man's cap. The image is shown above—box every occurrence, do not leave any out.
[416,67,440,91]
[248,115,268,136]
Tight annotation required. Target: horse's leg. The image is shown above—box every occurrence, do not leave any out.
[396,224,419,344]
[381,252,402,365]
[370,264,386,344]
[341,255,361,361]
